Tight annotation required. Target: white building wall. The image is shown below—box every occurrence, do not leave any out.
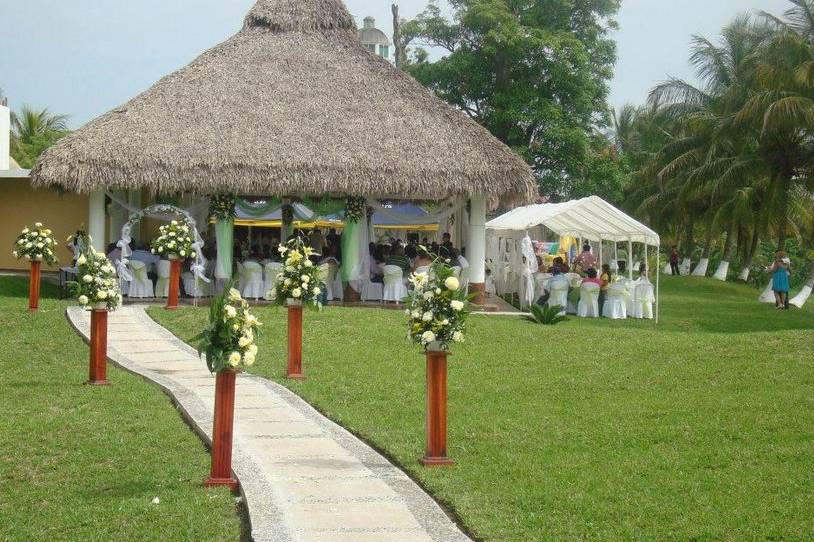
[0,105,10,170]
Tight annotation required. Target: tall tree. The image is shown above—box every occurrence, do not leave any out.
[406,0,620,200]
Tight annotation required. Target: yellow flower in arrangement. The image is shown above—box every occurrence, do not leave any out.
[13,223,59,266]
[270,237,324,309]
[197,285,262,373]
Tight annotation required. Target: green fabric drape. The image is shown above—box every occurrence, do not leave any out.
[215,218,234,279]
[341,220,360,283]
[235,198,282,218]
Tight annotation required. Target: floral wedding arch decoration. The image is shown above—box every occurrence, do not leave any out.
[114,203,210,286]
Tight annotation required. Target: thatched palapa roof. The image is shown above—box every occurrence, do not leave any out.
[31,0,535,203]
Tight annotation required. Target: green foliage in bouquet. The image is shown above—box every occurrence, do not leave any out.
[194,283,261,373]
[344,196,366,224]
[13,222,58,266]
[150,220,196,260]
[208,194,236,221]
[68,245,122,311]
[405,252,473,350]
[267,237,324,309]
[528,304,567,325]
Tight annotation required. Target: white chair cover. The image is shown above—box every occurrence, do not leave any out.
[459,266,470,292]
[383,265,408,303]
[632,282,655,319]
[758,279,776,303]
[361,279,383,302]
[547,276,570,316]
[241,261,264,300]
[414,265,431,276]
[577,282,600,318]
[321,264,340,301]
[602,285,628,319]
[263,262,283,300]
[155,260,171,298]
[182,271,212,299]
[127,260,154,298]
[236,262,245,292]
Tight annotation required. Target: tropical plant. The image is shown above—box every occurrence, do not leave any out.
[528,304,568,326]
[10,105,70,168]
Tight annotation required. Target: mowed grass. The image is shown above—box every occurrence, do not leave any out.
[151,277,814,541]
[0,277,243,541]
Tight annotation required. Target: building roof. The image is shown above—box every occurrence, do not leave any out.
[30,0,535,205]
[486,196,661,245]
[0,168,30,179]
[358,18,390,47]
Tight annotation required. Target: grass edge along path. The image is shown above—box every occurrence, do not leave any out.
[150,276,814,541]
[0,277,245,542]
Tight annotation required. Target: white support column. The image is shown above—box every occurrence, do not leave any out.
[468,194,487,304]
[88,190,106,252]
[627,239,633,280]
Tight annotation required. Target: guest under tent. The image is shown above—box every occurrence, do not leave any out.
[486,196,661,321]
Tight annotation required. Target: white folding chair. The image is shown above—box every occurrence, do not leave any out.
[382,265,408,303]
[633,282,655,319]
[127,260,154,298]
[155,260,171,298]
[182,271,211,299]
[602,285,628,319]
[320,263,340,301]
[577,282,600,318]
[241,261,264,300]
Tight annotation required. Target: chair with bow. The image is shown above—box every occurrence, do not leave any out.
[632,282,655,319]
[241,261,265,300]
[577,282,601,318]
[263,262,283,300]
[602,284,628,319]
[127,260,154,298]
[547,276,570,316]
[383,265,408,303]
[155,260,171,298]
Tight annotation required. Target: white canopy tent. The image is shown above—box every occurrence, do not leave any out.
[486,196,661,322]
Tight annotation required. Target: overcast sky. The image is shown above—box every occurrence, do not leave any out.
[0,0,793,128]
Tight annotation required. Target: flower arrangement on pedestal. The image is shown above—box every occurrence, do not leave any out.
[267,238,323,309]
[13,223,58,265]
[344,196,366,224]
[150,220,196,260]
[196,286,262,373]
[405,256,471,351]
[209,194,236,221]
[69,247,123,311]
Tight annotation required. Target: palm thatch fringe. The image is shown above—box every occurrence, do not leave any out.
[31,0,536,205]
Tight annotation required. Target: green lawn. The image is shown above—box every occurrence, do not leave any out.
[0,277,244,541]
[152,277,814,541]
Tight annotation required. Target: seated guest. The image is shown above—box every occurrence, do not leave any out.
[573,243,597,273]
[550,256,568,275]
[405,243,417,263]
[537,267,570,306]
[386,245,412,276]
[582,267,602,286]
[412,247,433,273]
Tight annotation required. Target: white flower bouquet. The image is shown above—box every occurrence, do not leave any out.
[13,222,58,266]
[267,237,323,309]
[69,246,122,311]
[195,285,261,373]
[150,220,196,260]
[344,196,366,224]
[208,194,236,221]
[405,256,471,351]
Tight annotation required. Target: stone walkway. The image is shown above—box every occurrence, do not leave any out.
[67,306,470,542]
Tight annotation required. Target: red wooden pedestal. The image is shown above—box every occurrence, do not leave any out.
[343,284,361,303]
[287,303,305,379]
[28,260,41,311]
[86,309,110,385]
[420,349,454,467]
[468,282,486,306]
[166,259,182,310]
[205,370,239,491]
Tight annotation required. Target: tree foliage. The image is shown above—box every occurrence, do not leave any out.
[404,0,621,201]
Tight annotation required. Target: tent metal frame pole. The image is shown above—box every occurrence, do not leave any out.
[656,245,661,324]
[628,239,633,280]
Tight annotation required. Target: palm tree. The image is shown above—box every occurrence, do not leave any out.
[9,106,69,168]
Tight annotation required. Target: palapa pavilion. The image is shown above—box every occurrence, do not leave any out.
[30,0,535,303]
